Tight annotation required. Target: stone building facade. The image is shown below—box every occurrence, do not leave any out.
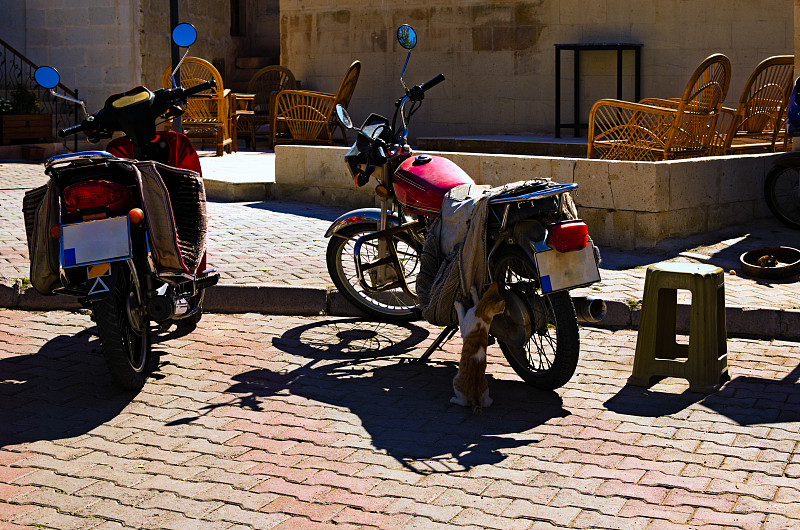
[2,0,795,141]
[2,1,279,113]
[281,0,794,141]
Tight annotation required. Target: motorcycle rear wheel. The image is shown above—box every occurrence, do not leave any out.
[326,222,420,321]
[491,248,580,390]
[93,267,157,390]
[764,164,800,230]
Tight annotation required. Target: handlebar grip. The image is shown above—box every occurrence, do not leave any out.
[183,80,216,97]
[58,123,85,137]
[420,73,445,93]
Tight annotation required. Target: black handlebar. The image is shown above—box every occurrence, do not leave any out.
[182,79,216,98]
[420,73,445,93]
[404,73,446,103]
[58,122,86,138]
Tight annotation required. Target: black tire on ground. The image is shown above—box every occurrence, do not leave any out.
[326,222,420,322]
[92,267,157,390]
[764,164,800,230]
[492,248,580,390]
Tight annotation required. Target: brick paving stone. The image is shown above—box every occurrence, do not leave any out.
[4,162,800,337]
[2,309,800,528]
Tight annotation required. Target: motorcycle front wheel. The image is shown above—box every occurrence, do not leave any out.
[92,265,157,390]
[326,222,420,321]
[764,164,800,230]
[491,248,580,390]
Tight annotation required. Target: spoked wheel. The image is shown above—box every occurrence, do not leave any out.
[491,248,579,390]
[92,266,158,390]
[765,165,800,230]
[326,222,421,321]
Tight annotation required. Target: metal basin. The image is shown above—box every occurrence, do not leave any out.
[739,246,800,279]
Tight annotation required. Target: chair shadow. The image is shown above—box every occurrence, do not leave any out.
[0,328,137,447]
[199,318,570,473]
[605,363,800,425]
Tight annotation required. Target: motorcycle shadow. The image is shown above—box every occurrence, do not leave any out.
[0,328,136,447]
[216,318,570,473]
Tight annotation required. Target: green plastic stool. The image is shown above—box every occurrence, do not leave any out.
[628,262,729,393]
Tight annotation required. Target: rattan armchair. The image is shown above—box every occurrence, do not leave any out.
[587,54,731,161]
[271,60,361,146]
[711,55,794,155]
[161,57,232,156]
[236,65,296,149]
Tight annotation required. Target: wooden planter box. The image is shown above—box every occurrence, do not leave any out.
[0,114,53,145]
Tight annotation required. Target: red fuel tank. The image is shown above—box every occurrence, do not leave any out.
[392,154,475,216]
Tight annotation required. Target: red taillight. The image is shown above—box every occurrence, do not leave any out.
[547,220,589,252]
[62,180,132,216]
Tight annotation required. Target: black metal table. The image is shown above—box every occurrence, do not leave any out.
[555,42,642,138]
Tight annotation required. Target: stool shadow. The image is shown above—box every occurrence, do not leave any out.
[605,363,800,425]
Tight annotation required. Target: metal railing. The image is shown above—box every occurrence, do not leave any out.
[0,36,80,151]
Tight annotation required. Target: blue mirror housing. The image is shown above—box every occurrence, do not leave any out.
[172,23,197,47]
[34,66,60,89]
[397,25,417,50]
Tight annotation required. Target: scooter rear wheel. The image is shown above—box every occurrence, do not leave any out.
[765,164,800,230]
[491,248,580,390]
[93,266,157,390]
[326,222,420,321]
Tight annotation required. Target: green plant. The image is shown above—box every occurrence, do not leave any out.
[3,84,42,114]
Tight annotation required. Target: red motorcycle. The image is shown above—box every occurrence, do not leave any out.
[23,23,217,390]
[325,25,604,390]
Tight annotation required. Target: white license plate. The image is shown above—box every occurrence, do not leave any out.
[60,216,132,268]
[533,242,601,294]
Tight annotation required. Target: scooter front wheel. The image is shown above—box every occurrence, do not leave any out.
[93,265,157,390]
[326,222,420,321]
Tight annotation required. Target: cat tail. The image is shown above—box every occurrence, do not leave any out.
[472,403,483,415]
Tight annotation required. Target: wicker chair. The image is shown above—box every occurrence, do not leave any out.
[271,60,361,146]
[236,65,296,149]
[711,55,794,155]
[161,57,233,156]
[587,54,731,161]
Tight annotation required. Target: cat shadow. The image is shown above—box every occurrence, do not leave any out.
[211,318,569,473]
[0,329,137,447]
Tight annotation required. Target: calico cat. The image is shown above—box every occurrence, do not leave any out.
[451,282,506,414]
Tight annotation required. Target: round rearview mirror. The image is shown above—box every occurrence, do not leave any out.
[335,104,353,129]
[34,66,60,89]
[397,24,417,50]
[172,23,197,48]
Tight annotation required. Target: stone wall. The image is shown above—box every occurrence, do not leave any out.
[274,145,776,249]
[2,1,142,112]
[1,1,242,112]
[280,0,793,142]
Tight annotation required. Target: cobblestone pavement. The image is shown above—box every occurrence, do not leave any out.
[2,309,800,529]
[2,161,799,314]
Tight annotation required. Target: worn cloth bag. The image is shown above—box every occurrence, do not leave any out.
[22,181,61,294]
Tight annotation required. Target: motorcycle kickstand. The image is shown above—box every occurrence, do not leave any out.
[416,324,458,364]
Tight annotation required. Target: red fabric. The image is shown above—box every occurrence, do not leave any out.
[107,132,202,175]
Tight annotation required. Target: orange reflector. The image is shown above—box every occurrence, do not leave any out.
[87,263,111,279]
[128,208,144,224]
[49,224,60,239]
[375,185,389,200]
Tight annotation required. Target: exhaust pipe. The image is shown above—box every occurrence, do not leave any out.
[148,295,190,321]
[572,296,606,323]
